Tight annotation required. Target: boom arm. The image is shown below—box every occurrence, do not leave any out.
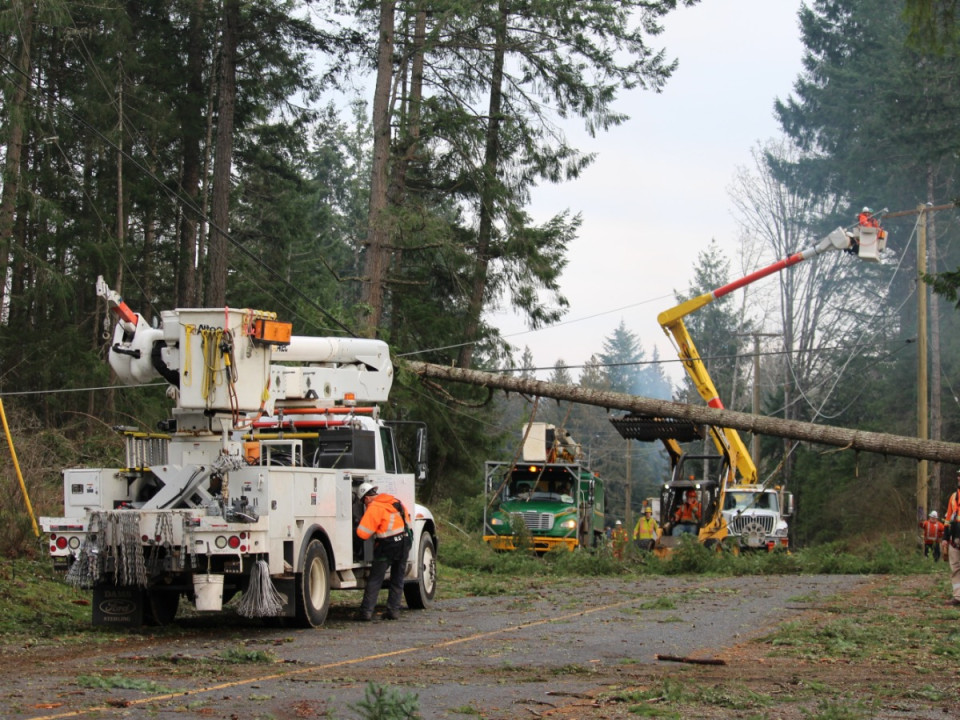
[657,225,880,484]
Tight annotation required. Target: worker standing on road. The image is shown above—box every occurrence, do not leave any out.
[671,491,701,536]
[941,471,960,606]
[611,520,629,559]
[920,511,944,561]
[633,507,660,552]
[355,482,412,621]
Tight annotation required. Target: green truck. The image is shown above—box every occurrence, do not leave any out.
[483,423,605,552]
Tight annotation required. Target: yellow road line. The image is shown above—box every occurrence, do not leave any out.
[28,591,662,720]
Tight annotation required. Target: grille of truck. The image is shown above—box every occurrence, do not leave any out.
[727,514,774,535]
[512,511,554,531]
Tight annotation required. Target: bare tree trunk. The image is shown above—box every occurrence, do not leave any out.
[206,0,239,307]
[177,0,206,307]
[927,169,942,507]
[360,0,396,338]
[0,0,35,315]
[115,60,125,294]
[405,360,960,464]
[457,0,507,370]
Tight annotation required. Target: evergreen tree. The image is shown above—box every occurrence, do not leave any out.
[672,241,751,411]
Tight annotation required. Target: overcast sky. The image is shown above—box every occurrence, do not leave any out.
[487,0,805,385]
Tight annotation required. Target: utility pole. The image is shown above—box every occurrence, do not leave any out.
[624,438,632,532]
[917,205,928,523]
[738,332,780,466]
[883,203,955,523]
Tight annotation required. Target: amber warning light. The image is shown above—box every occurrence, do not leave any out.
[252,318,292,345]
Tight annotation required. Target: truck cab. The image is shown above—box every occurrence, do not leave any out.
[484,422,605,552]
[722,485,793,551]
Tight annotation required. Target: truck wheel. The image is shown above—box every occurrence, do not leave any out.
[403,532,436,610]
[295,540,330,628]
[144,590,179,626]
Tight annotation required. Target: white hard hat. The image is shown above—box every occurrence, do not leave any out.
[355,482,378,500]
[930,510,938,519]
[862,206,872,213]
[615,520,622,525]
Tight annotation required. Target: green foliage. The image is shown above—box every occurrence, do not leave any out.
[77,674,175,693]
[0,558,93,640]
[350,682,420,720]
[216,646,278,664]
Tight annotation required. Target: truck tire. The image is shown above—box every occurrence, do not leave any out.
[403,532,436,610]
[144,589,179,626]
[295,540,330,628]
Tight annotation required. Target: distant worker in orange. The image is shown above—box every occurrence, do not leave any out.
[611,520,629,559]
[942,470,960,606]
[355,482,412,621]
[633,507,660,552]
[920,510,944,561]
[858,206,880,228]
[671,490,701,536]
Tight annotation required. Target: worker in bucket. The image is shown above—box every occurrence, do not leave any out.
[941,470,960,606]
[920,510,943,561]
[633,506,660,552]
[671,490,701,536]
[355,482,412,621]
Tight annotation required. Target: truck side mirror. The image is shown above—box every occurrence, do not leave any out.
[415,426,428,483]
[783,492,794,517]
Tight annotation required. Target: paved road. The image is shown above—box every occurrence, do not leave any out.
[3,574,870,719]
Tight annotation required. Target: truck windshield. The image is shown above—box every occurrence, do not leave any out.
[724,492,778,512]
[507,470,574,502]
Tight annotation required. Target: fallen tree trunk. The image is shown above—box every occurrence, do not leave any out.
[403,360,960,465]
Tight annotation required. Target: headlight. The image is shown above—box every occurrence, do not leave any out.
[559,518,577,530]
[490,516,505,526]
[775,525,789,536]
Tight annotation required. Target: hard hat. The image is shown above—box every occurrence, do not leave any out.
[862,206,872,213]
[686,490,696,497]
[930,510,938,518]
[615,520,622,525]
[644,508,652,515]
[355,482,378,500]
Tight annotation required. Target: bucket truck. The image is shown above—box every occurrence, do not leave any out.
[483,422,605,552]
[614,214,887,551]
[39,279,437,627]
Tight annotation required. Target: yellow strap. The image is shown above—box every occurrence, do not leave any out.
[182,324,194,387]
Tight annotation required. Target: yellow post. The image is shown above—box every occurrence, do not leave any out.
[0,398,40,537]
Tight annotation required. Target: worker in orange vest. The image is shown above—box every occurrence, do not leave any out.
[942,470,960,607]
[611,520,629,559]
[671,490,701,536]
[920,511,944,561]
[858,206,880,228]
[633,507,660,552]
[355,482,412,621]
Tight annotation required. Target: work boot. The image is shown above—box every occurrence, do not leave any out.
[355,610,373,621]
[382,608,401,620]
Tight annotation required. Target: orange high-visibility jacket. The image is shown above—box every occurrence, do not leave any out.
[674,500,701,524]
[947,491,960,523]
[357,493,411,540]
[920,519,943,544]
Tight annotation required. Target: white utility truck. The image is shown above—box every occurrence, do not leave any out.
[39,278,437,627]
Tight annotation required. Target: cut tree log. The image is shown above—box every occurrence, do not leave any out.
[404,361,960,465]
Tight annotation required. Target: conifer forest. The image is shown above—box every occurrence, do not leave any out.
[3,0,960,554]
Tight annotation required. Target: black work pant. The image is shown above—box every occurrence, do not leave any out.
[924,542,941,561]
[359,535,407,614]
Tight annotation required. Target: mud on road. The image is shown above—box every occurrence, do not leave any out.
[2,573,958,719]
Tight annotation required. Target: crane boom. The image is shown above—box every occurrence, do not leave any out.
[656,223,885,485]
